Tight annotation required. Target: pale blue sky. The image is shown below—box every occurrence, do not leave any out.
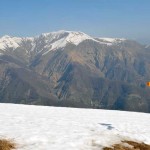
[0,0,150,44]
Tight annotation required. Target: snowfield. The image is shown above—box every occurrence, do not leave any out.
[0,104,150,150]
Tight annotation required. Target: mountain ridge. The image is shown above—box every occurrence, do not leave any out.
[0,30,127,52]
[0,30,150,113]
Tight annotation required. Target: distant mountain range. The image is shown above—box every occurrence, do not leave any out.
[0,30,150,112]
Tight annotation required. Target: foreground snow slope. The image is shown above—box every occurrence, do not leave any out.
[0,104,149,150]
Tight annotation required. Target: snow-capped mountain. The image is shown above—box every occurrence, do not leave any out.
[33,30,100,55]
[0,30,150,113]
[40,30,97,49]
[0,30,126,56]
[0,103,150,150]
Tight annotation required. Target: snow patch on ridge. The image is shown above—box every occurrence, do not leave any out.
[145,45,150,49]
[65,31,96,45]
[96,37,126,46]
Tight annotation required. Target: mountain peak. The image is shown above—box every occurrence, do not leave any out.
[0,35,22,50]
[38,30,97,54]
[40,30,93,42]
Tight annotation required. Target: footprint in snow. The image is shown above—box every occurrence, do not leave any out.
[99,123,115,130]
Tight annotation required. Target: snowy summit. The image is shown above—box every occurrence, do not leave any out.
[39,30,98,54]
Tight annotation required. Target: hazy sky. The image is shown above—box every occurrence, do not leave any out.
[0,0,150,44]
